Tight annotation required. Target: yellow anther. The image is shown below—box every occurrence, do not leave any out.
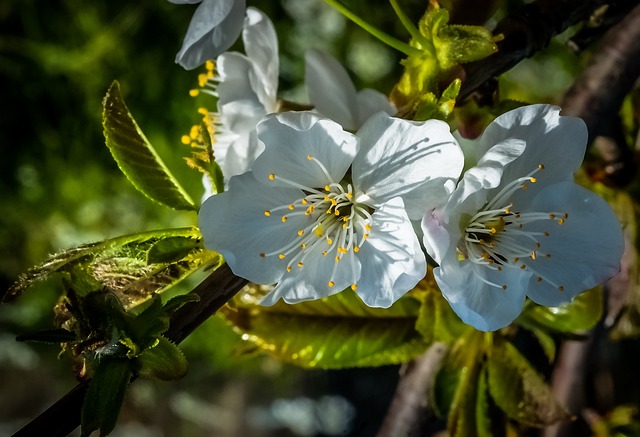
[307,155,313,160]
[264,211,271,217]
[325,185,330,191]
[505,208,511,214]
[557,219,565,225]
[354,246,360,253]
[301,199,308,205]
[278,254,286,259]
[564,213,569,219]
[520,264,526,270]
[514,257,519,263]
[297,230,304,236]
[347,193,353,199]
[327,238,333,245]
[342,223,347,229]
[531,252,536,260]
[328,281,335,287]
[259,253,265,258]
[198,107,209,116]
[335,256,340,262]
[535,242,541,248]
[502,285,507,290]
[351,284,357,291]
[181,135,191,145]
[335,210,340,216]
[314,226,323,237]
[497,266,503,271]
[286,266,292,272]
[536,277,543,283]
[521,184,528,189]
[549,214,556,219]
[205,60,215,71]
[301,243,307,249]
[298,262,304,267]
[490,228,497,234]
[530,177,537,183]
[322,251,327,256]
[365,224,372,231]
[338,247,347,254]
[538,164,545,170]
[544,232,550,237]
[281,216,287,223]
[189,89,200,97]
[288,204,295,210]
[198,73,208,87]
[364,234,370,239]
[559,286,564,292]
[545,253,552,258]
[190,125,200,137]
[269,173,276,180]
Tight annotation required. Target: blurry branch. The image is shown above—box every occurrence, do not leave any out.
[12,263,247,437]
[377,342,449,437]
[458,0,638,101]
[544,5,640,437]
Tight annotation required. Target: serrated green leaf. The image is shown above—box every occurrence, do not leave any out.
[5,228,217,308]
[81,357,132,437]
[103,81,196,211]
[222,288,427,369]
[487,338,571,427]
[519,287,603,334]
[137,336,188,381]
[16,328,77,343]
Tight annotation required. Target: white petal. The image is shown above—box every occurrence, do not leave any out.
[262,244,362,306]
[356,197,426,308]
[353,112,463,219]
[434,259,529,331]
[215,130,265,179]
[198,172,308,285]
[175,0,246,70]
[243,8,279,111]
[355,89,396,127]
[518,182,624,306]
[305,49,359,130]
[253,112,358,188]
[217,52,259,109]
[421,208,455,265]
[481,105,588,205]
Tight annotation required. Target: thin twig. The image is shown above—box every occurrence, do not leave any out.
[377,342,449,437]
[11,263,247,437]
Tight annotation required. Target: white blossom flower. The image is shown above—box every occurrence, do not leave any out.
[422,104,624,331]
[305,49,396,131]
[199,111,463,307]
[170,0,246,70]
[197,7,278,184]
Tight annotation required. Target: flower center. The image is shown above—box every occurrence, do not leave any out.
[259,155,372,291]
[461,164,568,291]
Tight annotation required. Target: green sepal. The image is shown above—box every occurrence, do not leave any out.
[517,287,603,334]
[222,288,427,368]
[81,357,133,437]
[199,122,225,196]
[16,328,77,344]
[487,338,571,427]
[146,236,202,264]
[103,81,196,211]
[136,336,188,381]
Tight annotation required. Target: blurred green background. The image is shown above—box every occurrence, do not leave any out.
[0,0,597,435]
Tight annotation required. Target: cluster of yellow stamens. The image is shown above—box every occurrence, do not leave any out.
[259,155,373,291]
[461,164,569,292]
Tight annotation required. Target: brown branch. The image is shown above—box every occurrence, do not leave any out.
[459,0,640,101]
[11,263,247,437]
[377,342,449,437]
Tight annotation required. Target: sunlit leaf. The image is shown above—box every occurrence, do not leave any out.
[487,338,571,427]
[103,81,196,211]
[221,288,427,369]
[137,336,188,381]
[5,228,218,308]
[81,357,132,437]
[519,287,603,334]
[414,275,472,344]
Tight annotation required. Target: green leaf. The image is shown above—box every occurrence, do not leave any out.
[16,328,76,343]
[487,338,571,427]
[414,276,472,344]
[137,336,188,381]
[103,81,196,211]
[221,288,427,368]
[447,331,485,436]
[81,357,132,437]
[199,122,225,196]
[5,227,218,307]
[518,287,603,334]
